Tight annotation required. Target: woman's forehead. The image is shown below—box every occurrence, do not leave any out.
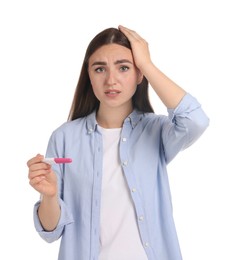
[89,44,133,63]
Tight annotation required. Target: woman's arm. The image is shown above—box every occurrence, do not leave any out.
[38,195,61,231]
[27,154,61,231]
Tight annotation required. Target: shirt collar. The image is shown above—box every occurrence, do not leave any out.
[126,109,144,128]
[86,109,144,133]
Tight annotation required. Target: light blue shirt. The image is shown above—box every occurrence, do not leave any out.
[33,93,209,260]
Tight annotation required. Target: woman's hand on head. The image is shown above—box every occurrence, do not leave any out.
[27,154,58,197]
[118,25,152,70]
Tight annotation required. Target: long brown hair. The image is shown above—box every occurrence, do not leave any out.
[68,27,154,121]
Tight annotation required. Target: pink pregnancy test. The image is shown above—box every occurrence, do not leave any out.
[42,158,72,165]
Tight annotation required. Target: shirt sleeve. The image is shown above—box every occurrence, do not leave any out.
[33,198,74,243]
[33,127,74,243]
[162,93,209,163]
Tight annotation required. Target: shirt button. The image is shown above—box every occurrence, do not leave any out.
[144,242,149,248]
[88,128,93,134]
[122,161,128,166]
[122,137,127,142]
[139,215,144,221]
[131,188,136,193]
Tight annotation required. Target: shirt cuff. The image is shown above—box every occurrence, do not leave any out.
[167,93,201,121]
[33,198,74,243]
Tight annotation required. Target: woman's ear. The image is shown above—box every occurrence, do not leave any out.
[137,70,144,85]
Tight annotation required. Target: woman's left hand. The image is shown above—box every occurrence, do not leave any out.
[118,25,152,71]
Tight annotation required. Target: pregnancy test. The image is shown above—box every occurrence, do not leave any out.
[42,158,72,165]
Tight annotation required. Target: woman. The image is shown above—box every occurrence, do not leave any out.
[27,25,209,260]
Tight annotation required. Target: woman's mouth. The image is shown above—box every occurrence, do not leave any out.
[105,89,121,96]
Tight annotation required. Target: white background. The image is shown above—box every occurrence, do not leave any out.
[1,0,237,259]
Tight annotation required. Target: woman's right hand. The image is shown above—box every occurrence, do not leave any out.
[27,154,58,197]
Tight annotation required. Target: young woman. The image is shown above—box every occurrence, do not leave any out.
[27,25,209,260]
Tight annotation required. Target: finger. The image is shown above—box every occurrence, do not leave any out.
[118,25,143,41]
[29,161,51,172]
[28,166,51,180]
[27,154,44,167]
[119,25,137,38]
[29,175,46,187]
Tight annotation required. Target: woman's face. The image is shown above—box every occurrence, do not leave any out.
[88,43,143,112]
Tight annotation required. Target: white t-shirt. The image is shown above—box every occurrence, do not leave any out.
[99,126,148,260]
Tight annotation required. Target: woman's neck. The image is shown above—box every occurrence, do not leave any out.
[96,105,133,129]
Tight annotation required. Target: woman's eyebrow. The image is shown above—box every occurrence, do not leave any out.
[91,61,107,66]
[91,59,133,67]
[114,59,133,65]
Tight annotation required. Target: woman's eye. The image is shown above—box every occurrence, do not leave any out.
[120,66,129,72]
[95,67,105,73]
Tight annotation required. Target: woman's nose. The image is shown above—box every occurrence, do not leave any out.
[106,70,117,86]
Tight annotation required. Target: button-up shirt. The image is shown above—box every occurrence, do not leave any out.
[33,93,209,260]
